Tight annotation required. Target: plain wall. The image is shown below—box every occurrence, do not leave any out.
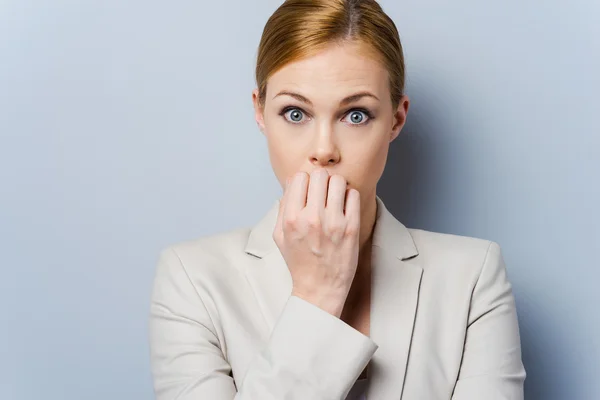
[1,0,598,399]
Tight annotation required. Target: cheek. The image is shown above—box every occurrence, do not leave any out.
[264,112,312,182]
[344,138,389,191]
[265,132,304,185]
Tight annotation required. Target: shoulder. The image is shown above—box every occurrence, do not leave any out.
[408,227,496,258]
[407,227,503,282]
[157,227,254,278]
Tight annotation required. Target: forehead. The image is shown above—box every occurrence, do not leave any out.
[267,42,389,101]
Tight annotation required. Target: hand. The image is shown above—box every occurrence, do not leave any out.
[273,168,361,318]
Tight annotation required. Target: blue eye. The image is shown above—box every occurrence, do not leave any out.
[344,110,369,125]
[279,106,373,126]
[283,108,305,123]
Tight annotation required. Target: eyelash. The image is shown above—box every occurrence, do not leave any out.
[278,106,375,126]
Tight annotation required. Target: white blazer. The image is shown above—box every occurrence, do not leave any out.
[149,196,526,399]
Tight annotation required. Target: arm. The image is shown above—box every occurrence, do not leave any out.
[149,247,377,400]
[452,241,526,400]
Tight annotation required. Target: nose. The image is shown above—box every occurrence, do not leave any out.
[309,125,340,167]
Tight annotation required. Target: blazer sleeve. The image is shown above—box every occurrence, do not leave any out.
[452,241,526,400]
[149,247,378,400]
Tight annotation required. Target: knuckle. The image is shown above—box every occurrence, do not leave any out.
[283,215,298,230]
[325,220,344,237]
[307,215,321,230]
[344,223,359,237]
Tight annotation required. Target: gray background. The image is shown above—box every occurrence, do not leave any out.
[1,0,598,399]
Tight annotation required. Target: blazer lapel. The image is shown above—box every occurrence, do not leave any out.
[244,196,422,400]
[367,196,423,400]
[243,199,293,334]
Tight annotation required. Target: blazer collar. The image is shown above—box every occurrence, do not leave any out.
[244,195,419,261]
[243,195,423,400]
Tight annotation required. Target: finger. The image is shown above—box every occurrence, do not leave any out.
[326,174,347,214]
[285,171,309,216]
[344,188,361,233]
[274,177,290,241]
[306,168,329,210]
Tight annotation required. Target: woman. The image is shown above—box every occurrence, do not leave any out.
[149,0,526,399]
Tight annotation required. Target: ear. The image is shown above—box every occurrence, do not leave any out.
[252,88,266,134]
[390,95,410,142]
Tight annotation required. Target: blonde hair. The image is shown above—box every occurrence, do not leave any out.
[255,0,405,109]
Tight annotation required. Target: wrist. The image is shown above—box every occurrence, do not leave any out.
[291,288,347,318]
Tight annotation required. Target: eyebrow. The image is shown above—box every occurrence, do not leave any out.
[272,90,379,106]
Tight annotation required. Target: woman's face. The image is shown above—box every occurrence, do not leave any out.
[252,41,409,201]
